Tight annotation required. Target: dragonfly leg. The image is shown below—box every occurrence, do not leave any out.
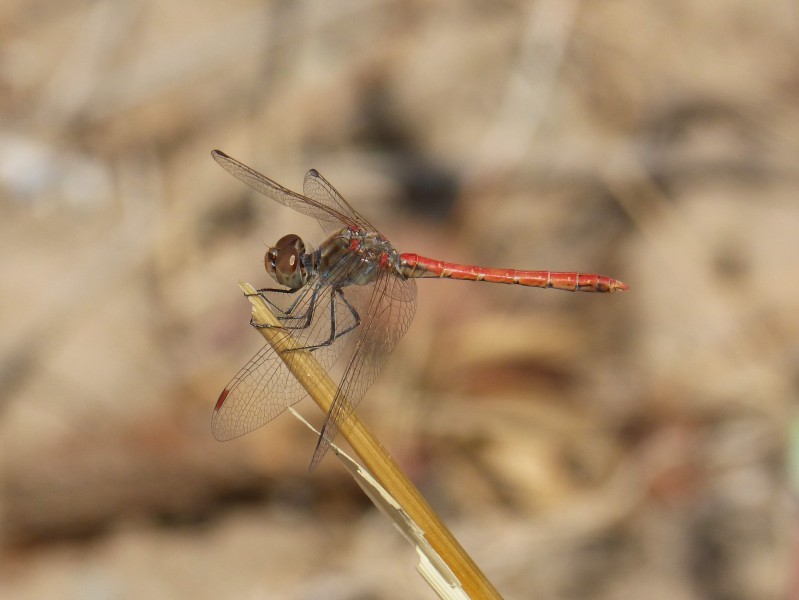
[284,287,361,352]
[282,284,323,329]
[245,288,297,332]
[250,283,323,337]
[249,286,321,331]
[326,287,361,341]
[248,287,304,316]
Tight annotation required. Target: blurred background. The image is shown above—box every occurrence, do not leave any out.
[0,1,796,598]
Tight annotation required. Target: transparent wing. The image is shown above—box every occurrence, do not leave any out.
[212,150,374,234]
[302,168,376,234]
[211,252,365,441]
[308,269,417,471]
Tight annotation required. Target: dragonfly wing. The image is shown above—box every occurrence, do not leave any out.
[212,342,308,440]
[308,270,417,471]
[303,168,376,234]
[212,150,350,231]
[212,274,362,440]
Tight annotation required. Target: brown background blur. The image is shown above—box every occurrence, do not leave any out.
[1,2,796,599]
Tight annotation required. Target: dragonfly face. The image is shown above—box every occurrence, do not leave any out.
[266,234,309,290]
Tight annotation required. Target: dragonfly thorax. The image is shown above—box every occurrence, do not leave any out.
[265,234,313,290]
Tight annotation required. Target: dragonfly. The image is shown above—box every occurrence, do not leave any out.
[211,150,628,471]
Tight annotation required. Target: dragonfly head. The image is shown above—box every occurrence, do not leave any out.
[266,234,309,290]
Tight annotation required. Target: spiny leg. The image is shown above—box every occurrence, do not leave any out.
[248,285,321,333]
[249,283,321,340]
[248,287,306,318]
[284,287,361,352]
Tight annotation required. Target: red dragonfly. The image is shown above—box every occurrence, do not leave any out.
[211,150,628,471]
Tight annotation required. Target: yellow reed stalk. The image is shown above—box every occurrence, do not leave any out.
[239,282,502,599]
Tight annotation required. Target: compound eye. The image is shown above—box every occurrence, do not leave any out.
[276,246,299,274]
[274,234,305,254]
[264,249,277,277]
[266,234,306,289]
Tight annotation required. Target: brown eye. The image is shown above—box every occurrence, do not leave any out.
[266,234,308,289]
[274,234,305,254]
[276,247,299,273]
